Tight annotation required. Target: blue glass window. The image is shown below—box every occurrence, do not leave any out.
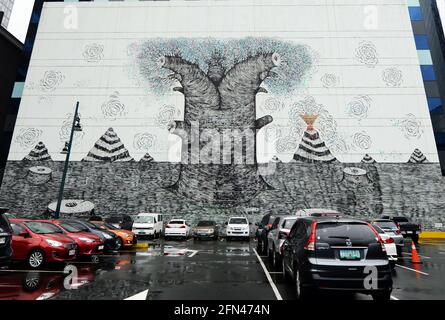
[409,7,423,21]
[428,97,442,112]
[414,35,429,49]
[421,65,436,81]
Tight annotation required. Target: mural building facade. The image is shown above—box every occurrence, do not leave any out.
[1,0,445,230]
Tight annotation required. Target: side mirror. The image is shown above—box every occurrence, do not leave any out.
[19,231,30,238]
[249,222,252,225]
[225,222,228,225]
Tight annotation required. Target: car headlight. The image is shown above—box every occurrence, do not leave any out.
[102,232,112,239]
[79,237,95,243]
[46,239,63,247]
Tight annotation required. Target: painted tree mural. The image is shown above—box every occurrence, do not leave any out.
[127,38,317,206]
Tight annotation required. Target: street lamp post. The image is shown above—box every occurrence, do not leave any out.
[54,101,82,219]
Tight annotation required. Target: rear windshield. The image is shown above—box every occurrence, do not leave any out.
[169,220,185,225]
[374,221,397,229]
[283,218,297,229]
[24,222,63,235]
[134,216,155,224]
[197,221,215,227]
[393,217,408,223]
[316,222,377,243]
[229,218,248,225]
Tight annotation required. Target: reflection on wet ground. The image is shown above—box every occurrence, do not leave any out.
[0,238,444,300]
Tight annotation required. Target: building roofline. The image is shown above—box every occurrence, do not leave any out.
[0,24,23,51]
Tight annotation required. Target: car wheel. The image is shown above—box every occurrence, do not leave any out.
[23,272,41,292]
[28,250,45,269]
[372,290,392,301]
[267,247,273,263]
[91,255,100,264]
[272,248,281,269]
[116,238,123,250]
[294,268,310,300]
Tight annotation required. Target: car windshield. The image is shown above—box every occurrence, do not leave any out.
[62,221,89,232]
[229,218,248,225]
[134,216,155,223]
[316,222,377,243]
[106,217,122,223]
[169,220,185,225]
[80,221,102,230]
[103,222,118,230]
[375,221,398,229]
[372,224,384,233]
[393,217,409,223]
[59,222,82,233]
[24,222,63,235]
[197,221,215,227]
[283,218,297,229]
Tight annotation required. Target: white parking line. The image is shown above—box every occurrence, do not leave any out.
[125,289,149,300]
[402,252,431,259]
[253,248,283,301]
[396,264,429,276]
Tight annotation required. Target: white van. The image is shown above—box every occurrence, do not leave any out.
[132,213,164,239]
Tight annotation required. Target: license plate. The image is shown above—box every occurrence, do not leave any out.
[339,250,361,260]
[139,232,146,235]
[0,237,5,244]
[69,249,76,256]
[98,245,104,250]
[407,231,413,234]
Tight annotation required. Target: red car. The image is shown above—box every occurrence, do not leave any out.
[42,220,105,262]
[9,219,77,269]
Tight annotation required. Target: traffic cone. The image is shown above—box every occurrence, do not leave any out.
[411,241,422,264]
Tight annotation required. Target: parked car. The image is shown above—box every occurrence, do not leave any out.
[255,214,276,254]
[371,219,404,255]
[282,217,393,300]
[105,215,133,231]
[295,208,342,218]
[267,216,298,268]
[165,219,191,240]
[193,220,219,240]
[47,220,105,262]
[90,221,136,248]
[9,219,77,269]
[226,217,250,241]
[382,215,421,243]
[132,213,164,239]
[372,224,398,269]
[0,209,13,268]
[60,220,121,251]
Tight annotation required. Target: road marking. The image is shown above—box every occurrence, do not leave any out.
[187,249,199,258]
[268,272,283,274]
[125,289,149,301]
[402,252,431,259]
[391,295,400,300]
[396,264,429,276]
[253,248,283,301]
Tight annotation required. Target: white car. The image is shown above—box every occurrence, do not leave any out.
[164,219,191,240]
[295,208,342,218]
[373,224,398,269]
[226,217,250,241]
[267,216,298,268]
[132,213,164,239]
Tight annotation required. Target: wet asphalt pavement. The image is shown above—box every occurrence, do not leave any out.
[0,238,444,300]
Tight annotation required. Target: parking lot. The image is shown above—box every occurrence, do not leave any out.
[1,237,445,300]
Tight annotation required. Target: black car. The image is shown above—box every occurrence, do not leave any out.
[256,214,276,255]
[0,209,13,268]
[105,215,133,231]
[382,215,421,243]
[282,217,393,301]
[60,219,121,251]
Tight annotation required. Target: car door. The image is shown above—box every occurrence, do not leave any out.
[10,223,33,260]
[283,222,299,274]
[268,217,280,251]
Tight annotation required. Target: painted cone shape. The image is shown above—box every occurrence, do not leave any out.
[23,142,52,161]
[140,153,154,162]
[293,114,337,164]
[361,154,377,164]
[408,149,428,164]
[83,128,134,162]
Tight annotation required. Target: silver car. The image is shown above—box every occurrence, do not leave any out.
[371,219,404,255]
[267,216,299,268]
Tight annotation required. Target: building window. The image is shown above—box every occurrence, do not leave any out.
[421,65,437,81]
[414,35,429,49]
[409,7,424,21]
[428,97,442,112]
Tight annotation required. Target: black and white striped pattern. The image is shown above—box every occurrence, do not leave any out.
[361,154,377,164]
[83,128,134,162]
[293,130,337,163]
[408,148,428,164]
[23,142,52,161]
[140,153,154,163]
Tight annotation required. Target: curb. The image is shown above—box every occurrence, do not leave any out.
[419,232,445,239]
[133,243,150,249]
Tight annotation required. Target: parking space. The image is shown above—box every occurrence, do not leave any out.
[1,237,445,300]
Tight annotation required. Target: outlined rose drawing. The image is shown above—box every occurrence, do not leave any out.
[382,67,403,87]
[347,95,372,120]
[355,41,379,68]
[14,128,43,149]
[83,43,104,63]
[39,70,65,92]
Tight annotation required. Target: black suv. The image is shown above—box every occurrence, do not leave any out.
[256,214,276,255]
[0,209,13,268]
[282,217,393,300]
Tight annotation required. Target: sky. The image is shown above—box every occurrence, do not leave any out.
[4,0,445,43]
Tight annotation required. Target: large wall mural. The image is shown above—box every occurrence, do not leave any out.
[1,1,445,229]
